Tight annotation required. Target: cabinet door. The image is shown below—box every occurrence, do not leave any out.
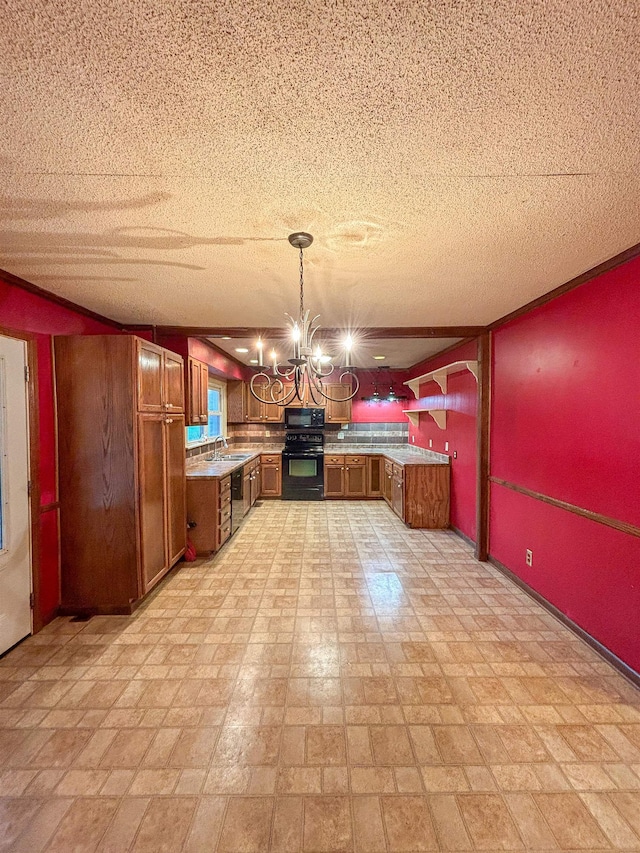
[345,463,366,497]
[199,362,209,422]
[325,384,352,423]
[245,385,264,422]
[164,351,185,412]
[392,474,404,519]
[227,380,246,423]
[165,415,186,565]
[250,466,260,505]
[137,340,164,412]
[264,402,284,422]
[243,468,252,515]
[138,414,168,591]
[187,357,202,425]
[383,463,393,504]
[260,463,282,497]
[324,463,344,497]
[367,456,383,497]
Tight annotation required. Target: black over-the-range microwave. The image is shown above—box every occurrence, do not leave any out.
[284,407,325,428]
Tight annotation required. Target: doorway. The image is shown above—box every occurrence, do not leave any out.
[0,334,32,656]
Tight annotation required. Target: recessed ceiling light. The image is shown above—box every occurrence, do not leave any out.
[235,347,249,353]
[221,336,232,340]
[249,358,259,364]
[373,355,386,360]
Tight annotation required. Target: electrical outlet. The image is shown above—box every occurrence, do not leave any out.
[411,435,415,443]
[453,451,457,459]
[429,439,433,448]
[444,441,449,451]
[265,430,270,437]
[526,549,533,567]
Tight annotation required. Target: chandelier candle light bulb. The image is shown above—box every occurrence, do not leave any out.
[248,232,359,406]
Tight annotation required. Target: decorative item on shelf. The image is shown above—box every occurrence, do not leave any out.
[249,232,359,406]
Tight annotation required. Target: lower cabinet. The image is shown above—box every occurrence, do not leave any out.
[260,454,282,497]
[243,459,260,514]
[324,454,369,498]
[367,455,383,498]
[383,460,393,505]
[187,475,231,555]
[392,464,404,520]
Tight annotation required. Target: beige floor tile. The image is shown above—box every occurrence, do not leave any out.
[381,795,438,851]
[218,796,274,852]
[1,503,639,852]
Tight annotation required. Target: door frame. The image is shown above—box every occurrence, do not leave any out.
[0,326,43,634]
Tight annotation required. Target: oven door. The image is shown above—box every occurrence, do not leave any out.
[282,452,324,500]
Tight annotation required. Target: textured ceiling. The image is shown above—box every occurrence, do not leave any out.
[208,336,461,370]
[1,0,640,333]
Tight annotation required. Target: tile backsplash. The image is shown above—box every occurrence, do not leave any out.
[225,422,408,447]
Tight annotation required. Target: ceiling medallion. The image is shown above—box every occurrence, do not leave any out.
[249,232,359,406]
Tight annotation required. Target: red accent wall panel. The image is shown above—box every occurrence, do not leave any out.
[350,369,408,423]
[490,255,640,672]
[406,341,478,541]
[490,483,640,672]
[1,280,120,621]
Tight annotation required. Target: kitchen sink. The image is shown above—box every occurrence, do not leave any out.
[218,453,253,460]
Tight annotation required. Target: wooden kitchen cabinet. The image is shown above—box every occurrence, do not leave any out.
[187,475,231,555]
[383,460,393,505]
[392,464,404,519]
[324,455,345,497]
[243,458,260,514]
[55,335,186,614]
[227,380,284,423]
[367,455,383,497]
[137,339,184,414]
[324,383,352,423]
[187,356,209,425]
[345,455,367,497]
[260,454,282,497]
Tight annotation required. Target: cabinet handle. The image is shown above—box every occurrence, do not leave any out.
[165,418,174,423]
[346,467,349,470]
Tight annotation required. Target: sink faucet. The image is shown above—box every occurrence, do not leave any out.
[207,435,228,461]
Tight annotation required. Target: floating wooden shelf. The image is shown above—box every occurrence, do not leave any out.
[404,360,479,398]
[402,409,446,429]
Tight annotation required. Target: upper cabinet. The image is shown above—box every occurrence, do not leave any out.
[187,356,209,425]
[227,380,352,423]
[227,380,284,423]
[324,383,352,423]
[136,339,185,413]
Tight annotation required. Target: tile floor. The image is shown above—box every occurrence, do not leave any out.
[1,501,640,852]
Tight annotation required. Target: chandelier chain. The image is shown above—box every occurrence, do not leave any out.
[299,246,304,321]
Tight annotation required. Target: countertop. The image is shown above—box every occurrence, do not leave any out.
[186,444,448,479]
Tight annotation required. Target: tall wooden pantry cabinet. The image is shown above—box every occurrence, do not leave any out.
[54,335,187,614]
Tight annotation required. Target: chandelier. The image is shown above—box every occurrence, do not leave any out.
[249,232,359,406]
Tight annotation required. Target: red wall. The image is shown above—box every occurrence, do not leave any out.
[406,341,478,541]
[0,280,121,623]
[158,335,248,381]
[490,255,640,672]
[351,369,408,423]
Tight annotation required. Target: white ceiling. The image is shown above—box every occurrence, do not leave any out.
[208,335,462,370]
[1,1,639,330]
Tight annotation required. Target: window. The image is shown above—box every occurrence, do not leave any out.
[186,378,227,445]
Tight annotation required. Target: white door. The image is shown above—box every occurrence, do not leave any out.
[0,335,32,656]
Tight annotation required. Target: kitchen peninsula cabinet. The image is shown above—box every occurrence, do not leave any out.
[187,475,231,555]
[324,454,368,498]
[55,335,186,614]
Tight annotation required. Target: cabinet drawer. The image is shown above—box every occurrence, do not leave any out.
[220,490,231,510]
[384,461,393,475]
[261,454,281,464]
[325,455,345,465]
[220,476,231,494]
[345,455,365,465]
[393,464,404,477]
[219,503,231,524]
[219,519,231,546]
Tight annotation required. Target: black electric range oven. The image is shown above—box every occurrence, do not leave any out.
[282,430,324,501]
